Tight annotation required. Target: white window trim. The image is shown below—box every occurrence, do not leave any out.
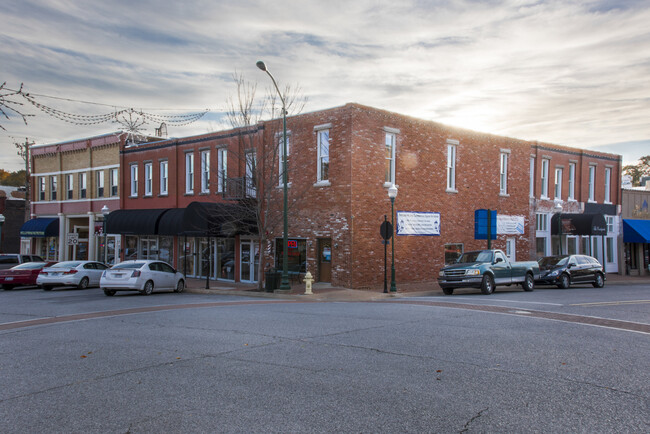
[540,158,550,199]
[499,150,510,196]
[200,150,210,193]
[130,164,138,197]
[568,162,576,201]
[110,168,119,197]
[144,162,153,197]
[217,148,227,193]
[159,160,168,196]
[185,152,194,194]
[604,167,612,204]
[384,130,397,187]
[588,165,596,203]
[446,140,458,193]
[529,156,535,198]
[554,167,563,200]
[96,171,104,197]
[316,128,330,184]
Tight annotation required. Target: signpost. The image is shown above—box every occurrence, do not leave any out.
[380,217,393,293]
[66,233,79,246]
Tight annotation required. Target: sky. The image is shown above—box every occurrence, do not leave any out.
[1,0,649,172]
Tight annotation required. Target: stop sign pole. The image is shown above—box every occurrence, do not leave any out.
[380,216,393,294]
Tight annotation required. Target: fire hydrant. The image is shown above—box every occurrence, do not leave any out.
[303,271,314,295]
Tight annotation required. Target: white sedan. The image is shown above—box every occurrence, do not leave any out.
[100,260,185,296]
[37,261,109,290]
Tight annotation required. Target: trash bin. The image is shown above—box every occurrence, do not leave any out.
[265,269,281,292]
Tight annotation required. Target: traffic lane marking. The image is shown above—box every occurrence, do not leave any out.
[445,297,563,306]
[570,300,650,307]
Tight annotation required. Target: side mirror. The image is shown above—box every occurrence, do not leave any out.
[567,263,574,268]
[495,257,504,264]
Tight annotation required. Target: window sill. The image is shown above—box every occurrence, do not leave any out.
[276,183,293,189]
[184,192,194,196]
[446,188,458,194]
[540,195,549,200]
[383,182,395,188]
[500,193,510,198]
[144,194,153,198]
[129,195,138,199]
[158,194,168,197]
[199,192,210,196]
[313,180,331,187]
[604,201,612,205]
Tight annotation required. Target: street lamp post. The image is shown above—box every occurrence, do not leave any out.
[256,60,291,290]
[554,201,563,255]
[388,184,398,293]
[0,214,5,253]
[101,205,109,264]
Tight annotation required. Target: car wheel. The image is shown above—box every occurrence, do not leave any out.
[174,280,185,293]
[42,285,52,291]
[480,275,494,295]
[558,273,570,289]
[593,273,605,288]
[142,280,154,295]
[78,277,89,290]
[103,289,116,296]
[442,287,454,295]
[522,273,535,292]
[3,285,14,291]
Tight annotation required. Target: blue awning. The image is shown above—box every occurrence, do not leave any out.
[623,219,650,243]
[20,217,59,238]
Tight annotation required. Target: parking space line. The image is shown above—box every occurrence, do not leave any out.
[570,300,650,307]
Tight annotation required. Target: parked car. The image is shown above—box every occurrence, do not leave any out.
[100,260,185,296]
[37,261,109,290]
[0,261,56,290]
[0,254,46,270]
[536,255,606,289]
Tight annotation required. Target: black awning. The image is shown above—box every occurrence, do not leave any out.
[105,209,167,235]
[20,217,59,238]
[551,213,607,236]
[157,208,186,236]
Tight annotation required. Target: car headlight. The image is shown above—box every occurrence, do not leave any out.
[439,270,445,277]
[466,269,481,276]
[548,270,560,277]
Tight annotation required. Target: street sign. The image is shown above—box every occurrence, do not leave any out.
[67,233,79,246]
[380,221,393,240]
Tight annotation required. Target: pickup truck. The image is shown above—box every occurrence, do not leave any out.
[437,249,540,295]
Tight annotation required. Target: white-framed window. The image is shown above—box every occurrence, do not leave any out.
[79,172,87,199]
[160,160,168,196]
[568,162,576,200]
[66,174,74,200]
[447,140,457,192]
[604,167,611,203]
[96,171,104,198]
[385,131,396,185]
[278,132,291,187]
[588,165,596,202]
[499,151,509,195]
[200,150,210,193]
[529,157,535,198]
[144,162,153,196]
[317,128,330,184]
[541,159,549,199]
[606,216,615,233]
[110,169,118,197]
[130,164,138,197]
[50,176,57,200]
[185,152,194,194]
[217,148,227,193]
[536,213,548,232]
[246,150,257,198]
[39,177,45,201]
[554,167,563,200]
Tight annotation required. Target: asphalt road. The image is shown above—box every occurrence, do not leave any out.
[0,283,648,433]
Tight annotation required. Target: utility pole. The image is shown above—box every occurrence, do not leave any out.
[15,138,33,221]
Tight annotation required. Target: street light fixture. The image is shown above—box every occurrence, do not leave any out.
[257,60,291,291]
[101,205,109,264]
[388,184,398,293]
[554,201,563,255]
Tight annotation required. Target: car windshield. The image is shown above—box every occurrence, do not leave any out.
[51,261,82,268]
[111,262,145,269]
[538,256,569,267]
[12,262,47,270]
[0,255,19,264]
[457,251,493,263]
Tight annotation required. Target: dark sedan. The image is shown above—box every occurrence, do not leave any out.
[536,255,605,289]
[0,262,56,290]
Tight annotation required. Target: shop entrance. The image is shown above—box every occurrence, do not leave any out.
[240,240,259,283]
[318,238,332,283]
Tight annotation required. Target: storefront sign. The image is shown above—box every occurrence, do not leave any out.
[396,211,440,236]
[67,233,79,246]
[497,215,525,235]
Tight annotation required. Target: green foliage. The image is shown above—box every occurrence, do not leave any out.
[623,155,650,186]
[0,169,26,187]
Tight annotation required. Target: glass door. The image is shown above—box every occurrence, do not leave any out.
[240,240,259,282]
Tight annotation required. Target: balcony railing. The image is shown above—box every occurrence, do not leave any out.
[223,176,257,200]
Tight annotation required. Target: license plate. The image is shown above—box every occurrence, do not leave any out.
[5,277,13,281]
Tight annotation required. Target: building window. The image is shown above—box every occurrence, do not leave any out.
[385,132,396,185]
[110,169,118,197]
[317,129,330,183]
[275,238,306,272]
[160,160,168,196]
[606,237,614,263]
[568,162,576,200]
[39,177,45,201]
[66,174,74,200]
[541,159,549,198]
[217,148,227,193]
[200,150,210,193]
[79,172,87,199]
[554,167,563,200]
[444,243,463,264]
[529,157,535,198]
[278,132,290,187]
[130,164,138,197]
[588,165,596,202]
[50,176,57,200]
[96,171,104,198]
[606,216,615,233]
[185,152,194,194]
[536,237,546,257]
[144,162,153,196]
[499,152,508,195]
[246,151,257,198]
[604,167,611,203]
[536,213,548,232]
[447,141,457,191]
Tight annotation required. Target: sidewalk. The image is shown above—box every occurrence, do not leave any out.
[184,272,650,302]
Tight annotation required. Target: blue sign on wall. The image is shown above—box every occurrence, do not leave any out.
[474,209,497,240]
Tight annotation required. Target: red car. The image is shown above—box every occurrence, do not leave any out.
[0,262,56,290]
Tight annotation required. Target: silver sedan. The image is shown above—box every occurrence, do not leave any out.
[100,260,185,296]
[37,261,109,290]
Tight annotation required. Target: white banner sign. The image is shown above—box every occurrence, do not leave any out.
[396,211,440,236]
[497,215,525,235]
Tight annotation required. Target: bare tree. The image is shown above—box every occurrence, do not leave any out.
[0,83,32,131]
[223,72,307,290]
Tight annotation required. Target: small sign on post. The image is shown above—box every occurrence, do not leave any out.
[67,233,79,246]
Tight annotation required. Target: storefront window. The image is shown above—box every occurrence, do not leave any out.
[217,238,235,280]
[125,236,138,260]
[275,238,306,272]
[159,237,173,265]
[178,238,196,276]
[536,237,546,258]
[444,243,463,264]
